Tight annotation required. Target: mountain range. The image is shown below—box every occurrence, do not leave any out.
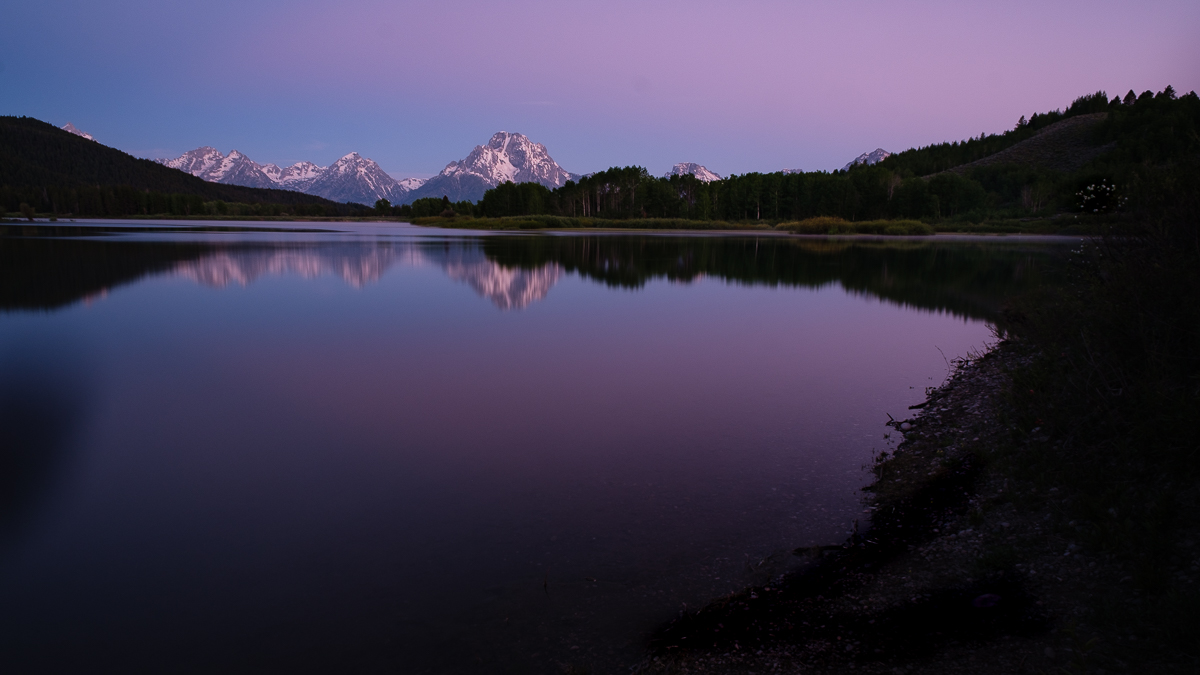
[156,147,420,205]
[156,131,579,206]
[154,129,892,203]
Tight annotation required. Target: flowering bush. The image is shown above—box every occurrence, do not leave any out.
[1077,179,1127,213]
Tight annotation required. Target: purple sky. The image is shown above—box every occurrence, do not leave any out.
[2,0,1196,179]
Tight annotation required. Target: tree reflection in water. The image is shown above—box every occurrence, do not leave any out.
[1,233,1065,319]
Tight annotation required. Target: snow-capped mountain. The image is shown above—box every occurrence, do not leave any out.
[158,146,225,177]
[157,147,276,189]
[841,148,892,172]
[61,123,94,141]
[158,148,419,204]
[396,177,427,192]
[406,132,577,203]
[665,162,722,182]
[301,152,403,204]
[260,161,324,188]
[210,150,278,189]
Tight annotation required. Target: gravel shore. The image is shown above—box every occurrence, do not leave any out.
[634,341,1198,675]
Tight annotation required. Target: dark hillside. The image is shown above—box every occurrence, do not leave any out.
[877,91,1115,177]
[0,116,343,214]
[942,112,1111,176]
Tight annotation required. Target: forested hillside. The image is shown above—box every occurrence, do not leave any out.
[0,117,355,217]
[460,87,1198,225]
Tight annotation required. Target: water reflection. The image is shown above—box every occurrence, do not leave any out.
[481,236,1062,321]
[1,234,1063,318]
[0,333,91,544]
[172,246,418,289]
[0,227,1073,674]
[441,246,563,310]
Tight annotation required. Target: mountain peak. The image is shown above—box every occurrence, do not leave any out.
[841,148,892,172]
[61,123,94,141]
[305,152,404,203]
[666,162,722,182]
[409,131,575,203]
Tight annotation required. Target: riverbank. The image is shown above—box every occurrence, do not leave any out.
[634,338,1198,674]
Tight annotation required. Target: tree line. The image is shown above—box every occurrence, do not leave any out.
[470,87,1198,224]
[1,184,357,218]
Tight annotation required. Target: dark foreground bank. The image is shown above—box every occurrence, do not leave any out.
[624,160,1200,674]
[630,339,1197,675]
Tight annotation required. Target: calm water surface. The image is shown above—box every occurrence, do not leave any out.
[0,222,1072,673]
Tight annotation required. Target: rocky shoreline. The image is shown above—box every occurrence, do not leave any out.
[636,340,1196,674]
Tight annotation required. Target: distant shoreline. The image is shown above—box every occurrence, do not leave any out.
[2,217,1092,242]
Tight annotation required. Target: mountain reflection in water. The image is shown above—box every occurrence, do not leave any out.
[1,235,1062,318]
[173,245,564,310]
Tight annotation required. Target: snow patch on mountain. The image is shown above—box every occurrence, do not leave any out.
[841,148,892,172]
[396,177,426,192]
[665,162,722,182]
[61,123,94,141]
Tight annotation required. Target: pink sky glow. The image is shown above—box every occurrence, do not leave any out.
[1,0,1196,178]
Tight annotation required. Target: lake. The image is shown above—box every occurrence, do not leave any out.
[0,222,1073,673]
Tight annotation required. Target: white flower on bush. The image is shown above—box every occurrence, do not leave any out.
[1076,179,1127,213]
